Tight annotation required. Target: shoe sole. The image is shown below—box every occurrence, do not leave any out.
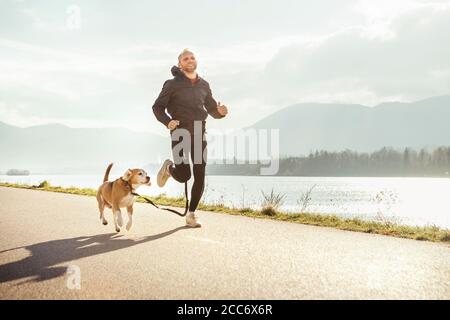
[186,223,202,228]
[157,159,172,187]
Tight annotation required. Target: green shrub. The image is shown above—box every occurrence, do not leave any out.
[260,206,277,216]
[36,180,50,188]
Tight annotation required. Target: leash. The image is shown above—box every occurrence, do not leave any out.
[130,181,189,217]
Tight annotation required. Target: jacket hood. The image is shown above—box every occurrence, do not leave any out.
[171,65,184,78]
[171,65,201,82]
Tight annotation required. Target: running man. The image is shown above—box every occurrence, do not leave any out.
[152,49,228,227]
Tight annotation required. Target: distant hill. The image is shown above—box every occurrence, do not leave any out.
[0,122,169,174]
[249,95,450,156]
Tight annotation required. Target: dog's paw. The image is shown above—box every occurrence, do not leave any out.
[102,220,108,226]
[115,226,120,233]
[126,222,132,231]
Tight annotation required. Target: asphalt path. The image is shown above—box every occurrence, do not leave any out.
[0,186,449,299]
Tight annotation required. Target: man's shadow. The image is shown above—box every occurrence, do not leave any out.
[0,226,189,284]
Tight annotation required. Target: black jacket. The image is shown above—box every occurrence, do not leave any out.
[152,66,224,128]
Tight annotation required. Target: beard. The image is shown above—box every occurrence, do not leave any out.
[182,63,197,73]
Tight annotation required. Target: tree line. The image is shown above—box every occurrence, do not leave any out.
[206,146,450,177]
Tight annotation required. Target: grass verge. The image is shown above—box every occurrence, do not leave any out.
[1,181,449,243]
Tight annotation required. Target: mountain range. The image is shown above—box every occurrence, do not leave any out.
[0,122,169,174]
[250,95,450,156]
[0,95,449,174]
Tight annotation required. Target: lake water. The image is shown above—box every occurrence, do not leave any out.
[1,174,449,229]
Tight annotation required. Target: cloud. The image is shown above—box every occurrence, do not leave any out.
[238,2,450,108]
[1,0,449,132]
[0,37,172,116]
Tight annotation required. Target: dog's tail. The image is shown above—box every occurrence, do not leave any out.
[103,163,113,182]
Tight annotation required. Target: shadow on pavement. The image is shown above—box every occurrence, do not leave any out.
[0,226,189,284]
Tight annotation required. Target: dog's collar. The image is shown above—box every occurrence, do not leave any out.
[119,177,135,193]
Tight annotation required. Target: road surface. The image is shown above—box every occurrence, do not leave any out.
[0,186,449,299]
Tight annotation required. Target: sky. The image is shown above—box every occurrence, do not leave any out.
[0,0,449,135]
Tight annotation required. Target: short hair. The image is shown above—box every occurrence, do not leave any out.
[178,48,195,62]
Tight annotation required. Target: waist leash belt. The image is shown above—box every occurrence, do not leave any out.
[131,182,189,217]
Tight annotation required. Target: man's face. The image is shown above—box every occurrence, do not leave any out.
[178,53,197,73]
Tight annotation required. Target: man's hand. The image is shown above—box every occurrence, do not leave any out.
[217,102,228,117]
[167,120,179,130]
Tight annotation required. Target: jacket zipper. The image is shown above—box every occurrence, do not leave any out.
[191,81,197,116]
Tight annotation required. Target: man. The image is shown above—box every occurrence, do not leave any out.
[152,49,228,227]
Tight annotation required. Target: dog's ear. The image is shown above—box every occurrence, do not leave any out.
[122,169,132,181]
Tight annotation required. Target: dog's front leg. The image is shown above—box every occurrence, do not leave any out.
[112,204,123,232]
[126,205,133,231]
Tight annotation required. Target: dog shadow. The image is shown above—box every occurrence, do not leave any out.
[0,226,189,284]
